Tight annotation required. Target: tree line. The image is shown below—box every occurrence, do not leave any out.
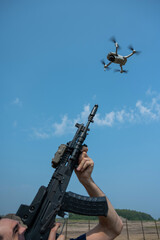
[69,209,155,221]
[115,209,154,221]
[0,209,157,221]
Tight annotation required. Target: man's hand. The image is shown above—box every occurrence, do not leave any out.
[75,146,94,184]
[48,223,65,240]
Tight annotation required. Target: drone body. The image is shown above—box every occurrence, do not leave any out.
[107,52,127,65]
[102,38,140,73]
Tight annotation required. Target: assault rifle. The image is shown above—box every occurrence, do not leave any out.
[16,104,108,240]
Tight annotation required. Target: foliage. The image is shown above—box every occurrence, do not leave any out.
[68,209,155,221]
[69,213,98,220]
[115,209,155,221]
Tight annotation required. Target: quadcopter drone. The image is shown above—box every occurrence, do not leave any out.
[101,37,140,73]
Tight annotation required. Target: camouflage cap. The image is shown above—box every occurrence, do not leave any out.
[2,214,27,228]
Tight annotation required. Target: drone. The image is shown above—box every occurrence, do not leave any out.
[101,37,140,73]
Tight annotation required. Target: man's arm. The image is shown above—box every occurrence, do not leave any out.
[75,147,123,240]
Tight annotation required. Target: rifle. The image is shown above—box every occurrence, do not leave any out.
[16,104,108,240]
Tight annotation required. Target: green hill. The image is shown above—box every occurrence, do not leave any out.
[1,210,155,221]
[69,213,98,220]
[115,209,154,221]
[68,209,155,221]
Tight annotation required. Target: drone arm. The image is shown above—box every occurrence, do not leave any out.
[115,42,119,55]
[104,61,112,68]
[124,51,136,59]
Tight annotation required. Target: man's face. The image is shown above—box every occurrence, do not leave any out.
[0,218,26,240]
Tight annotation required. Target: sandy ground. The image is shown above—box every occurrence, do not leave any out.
[57,220,160,240]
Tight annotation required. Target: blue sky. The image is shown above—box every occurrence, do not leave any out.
[0,0,160,220]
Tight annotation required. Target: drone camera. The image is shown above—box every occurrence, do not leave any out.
[107,54,115,62]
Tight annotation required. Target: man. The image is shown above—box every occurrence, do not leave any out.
[0,147,123,240]
[0,217,63,240]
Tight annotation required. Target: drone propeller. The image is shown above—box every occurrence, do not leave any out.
[100,60,111,70]
[128,45,134,51]
[101,59,106,66]
[110,36,121,49]
[110,36,116,44]
[128,45,141,54]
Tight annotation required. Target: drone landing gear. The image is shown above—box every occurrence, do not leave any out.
[120,65,123,73]
[115,65,128,74]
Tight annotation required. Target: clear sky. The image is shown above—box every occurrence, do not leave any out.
[0,0,160,220]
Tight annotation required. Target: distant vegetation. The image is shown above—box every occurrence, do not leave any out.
[69,209,155,221]
[116,209,154,221]
[69,213,98,220]
[0,210,156,221]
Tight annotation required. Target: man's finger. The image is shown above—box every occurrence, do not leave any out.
[77,156,92,171]
[81,146,88,153]
[57,235,65,240]
[48,229,56,240]
[48,223,61,240]
[76,158,86,171]
[79,151,88,163]
[80,160,94,172]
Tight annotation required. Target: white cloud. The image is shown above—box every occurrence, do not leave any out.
[92,94,97,100]
[13,120,18,128]
[136,100,151,114]
[12,98,22,107]
[31,90,160,139]
[78,104,90,123]
[53,115,74,136]
[95,112,115,126]
[136,100,157,120]
[146,88,157,96]
[116,110,125,122]
[31,104,91,138]
[94,91,160,126]
[32,128,50,139]
[52,105,91,136]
